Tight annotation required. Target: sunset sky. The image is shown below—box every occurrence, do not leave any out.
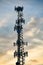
[0,0,43,65]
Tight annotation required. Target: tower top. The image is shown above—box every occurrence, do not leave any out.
[15,6,23,12]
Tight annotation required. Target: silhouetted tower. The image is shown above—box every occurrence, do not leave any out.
[14,6,28,65]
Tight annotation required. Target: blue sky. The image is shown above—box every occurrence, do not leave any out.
[0,0,43,65]
[0,0,43,18]
[0,0,43,32]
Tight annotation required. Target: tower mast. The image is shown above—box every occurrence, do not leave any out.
[14,6,28,65]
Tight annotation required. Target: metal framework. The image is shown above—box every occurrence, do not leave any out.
[13,6,28,65]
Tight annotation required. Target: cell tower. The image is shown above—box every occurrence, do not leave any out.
[13,6,28,65]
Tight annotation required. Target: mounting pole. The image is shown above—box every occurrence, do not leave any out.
[13,6,28,65]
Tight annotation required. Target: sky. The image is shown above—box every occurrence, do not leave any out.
[0,0,43,65]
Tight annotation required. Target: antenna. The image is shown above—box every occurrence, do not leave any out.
[13,6,28,65]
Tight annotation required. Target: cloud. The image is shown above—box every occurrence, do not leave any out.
[23,17,43,50]
[25,17,43,38]
[0,0,43,65]
[0,14,12,28]
[0,43,43,65]
[0,37,16,54]
[24,30,34,38]
[32,38,43,44]
[0,17,43,54]
[0,18,7,27]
